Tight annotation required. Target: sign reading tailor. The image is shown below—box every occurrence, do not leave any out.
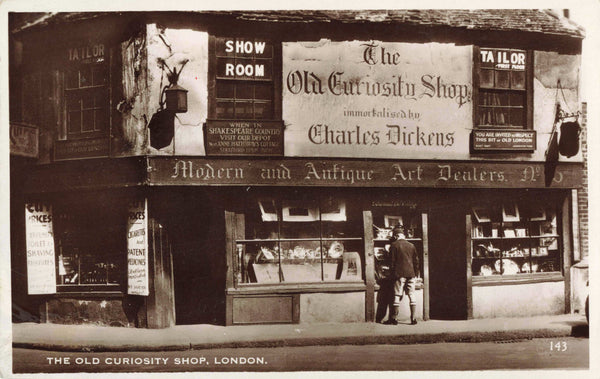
[127,199,149,296]
[205,120,283,156]
[25,203,56,294]
[283,40,473,159]
[479,48,526,70]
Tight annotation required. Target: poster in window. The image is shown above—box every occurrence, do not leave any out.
[25,203,57,294]
[127,199,149,296]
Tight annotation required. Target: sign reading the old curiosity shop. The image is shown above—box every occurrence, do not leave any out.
[25,203,56,294]
[204,120,283,156]
[127,199,149,296]
[283,40,473,160]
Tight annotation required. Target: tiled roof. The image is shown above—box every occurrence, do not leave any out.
[11,9,585,38]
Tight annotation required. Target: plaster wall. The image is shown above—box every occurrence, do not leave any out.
[473,281,564,318]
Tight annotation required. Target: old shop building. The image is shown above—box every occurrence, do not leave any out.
[9,10,588,328]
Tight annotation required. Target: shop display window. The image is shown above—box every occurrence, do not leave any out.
[236,194,363,284]
[54,203,126,289]
[470,202,561,277]
[372,208,424,280]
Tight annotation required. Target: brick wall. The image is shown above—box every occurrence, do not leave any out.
[577,102,588,260]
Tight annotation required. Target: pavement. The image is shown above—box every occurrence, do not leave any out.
[12,314,588,352]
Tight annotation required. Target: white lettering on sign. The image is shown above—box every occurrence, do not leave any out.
[225,40,266,54]
[480,49,526,70]
[68,44,105,62]
[225,63,265,77]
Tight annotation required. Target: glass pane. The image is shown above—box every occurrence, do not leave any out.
[509,92,525,107]
[67,97,81,111]
[216,82,235,98]
[216,101,234,118]
[280,241,323,283]
[216,57,236,78]
[479,106,493,126]
[479,69,494,88]
[95,90,109,108]
[232,58,255,80]
[493,92,508,106]
[66,70,79,89]
[80,67,92,87]
[495,70,510,88]
[492,108,509,126]
[255,83,272,100]
[92,65,108,86]
[243,242,281,284]
[82,95,94,110]
[67,111,81,134]
[82,110,94,132]
[236,83,254,100]
[511,70,526,90]
[254,101,272,119]
[215,37,235,57]
[509,108,524,127]
[95,109,109,131]
[255,59,272,80]
[234,101,253,119]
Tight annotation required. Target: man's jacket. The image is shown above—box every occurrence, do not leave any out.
[390,238,419,278]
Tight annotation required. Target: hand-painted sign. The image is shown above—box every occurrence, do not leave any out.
[10,123,38,158]
[67,43,105,63]
[480,48,526,71]
[127,199,149,296]
[25,203,56,294]
[216,38,272,80]
[204,120,284,156]
[148,157,582,189]
[472,130,536,151]
[283,40,473,159]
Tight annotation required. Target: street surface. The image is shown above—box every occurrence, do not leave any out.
[13,337,588,373]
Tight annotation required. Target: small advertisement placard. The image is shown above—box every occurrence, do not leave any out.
[127,199,149,296]
[472,130,536,151]
[204,120,284,156]
[25,203,56,294]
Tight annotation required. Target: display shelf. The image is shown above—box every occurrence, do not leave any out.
[374,238,422,242]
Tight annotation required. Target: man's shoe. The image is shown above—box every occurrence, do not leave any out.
[383,319,398,325]
[410,319,418,325]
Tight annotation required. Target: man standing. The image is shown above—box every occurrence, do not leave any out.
[386,225,420,325]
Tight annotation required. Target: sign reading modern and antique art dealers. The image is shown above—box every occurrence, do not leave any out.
[283,40,472,159]
[127,199,149,296]
[25,203,56,294]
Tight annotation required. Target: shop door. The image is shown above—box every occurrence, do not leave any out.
[428,206,468,320]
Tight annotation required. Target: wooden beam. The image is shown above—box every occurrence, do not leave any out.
[363,210,375,322]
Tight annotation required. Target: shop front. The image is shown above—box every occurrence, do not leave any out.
[10,11,586,328]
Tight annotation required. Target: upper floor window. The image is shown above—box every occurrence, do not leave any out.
[63,43,109,140]
[477,48,529,129]
[212,37,275,120]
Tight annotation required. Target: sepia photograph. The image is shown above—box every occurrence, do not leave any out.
[1,1,597,377]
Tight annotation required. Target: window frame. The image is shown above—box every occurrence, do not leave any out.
[208,35,282,121]
[60,44,111,142]
[473,46,534,131]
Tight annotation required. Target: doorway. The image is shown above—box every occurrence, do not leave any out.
[428,200,468,320]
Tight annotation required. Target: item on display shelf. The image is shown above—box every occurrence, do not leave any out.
[515,228,527,237]
[477,243,500,257]
[494,258,519,275]
[538,261,555,272]
[305,249,316,259]
[374,247,388,260]
[521,262,538,273]
[479,264,493,276]
[259,246,276,260]
[504,247,524,257]
[503,228,516,238]
[539,246,549,256]
[328,241,344,258]
[291,246,307,259]
[374,225,392,240]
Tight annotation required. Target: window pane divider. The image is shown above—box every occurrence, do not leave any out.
[236,237,362,243]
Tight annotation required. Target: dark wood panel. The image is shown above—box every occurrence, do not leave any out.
[232,295,295,324]
[149,157,583,189]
